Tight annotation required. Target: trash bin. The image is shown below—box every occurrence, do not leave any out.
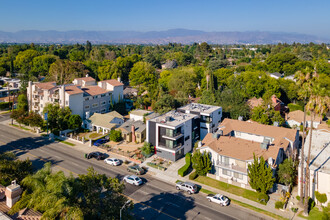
[84,153,88,159]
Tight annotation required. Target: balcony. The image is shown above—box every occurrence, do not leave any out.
[158,143,183,150]
[215,160,247,174]
[32,105,39,111]
[162,132,183,140]
[52,94,59,99]
[33,98,39,102]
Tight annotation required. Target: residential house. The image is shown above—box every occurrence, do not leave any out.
[247,95,285,113]
[27,76,123,119]
[298,129,330,206]
[146,111,199,161]
[117,120,146,143]
[247,97,263,109]
[199,119,299,189]
[286,110,322,129]
[123,87,138,99]
[177,103,222,140]
[85,111,124,134]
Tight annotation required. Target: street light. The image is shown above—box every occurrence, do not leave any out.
[120,199,131,220]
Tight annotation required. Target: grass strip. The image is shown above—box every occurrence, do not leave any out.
[55,138,76,146]
[11,124,30,131]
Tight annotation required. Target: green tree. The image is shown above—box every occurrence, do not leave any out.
[154,93,176,114]
[191,150,212,176]
[68,114,82,130]
[25,112,43,130]
[277,158,296,187]
[251,105,285,126]
[14,49,39,75]
[141,142,154,156]
[129,61,156,87]
[31,54,57,76]
[248,154,275,194]
[168,67,198,97]
[17,94,28,112]
[43,104,72,133]
[110,130,122,142]
[315,191,327,207]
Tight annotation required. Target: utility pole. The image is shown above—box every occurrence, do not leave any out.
[120,200,131,220]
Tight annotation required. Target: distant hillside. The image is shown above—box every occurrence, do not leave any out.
[0,29,328,44]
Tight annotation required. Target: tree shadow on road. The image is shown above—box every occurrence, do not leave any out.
[132,191,196,220]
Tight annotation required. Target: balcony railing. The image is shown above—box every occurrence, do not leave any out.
[162,132,183,140]
[33,98,39,102]
[215,160,247,174]
[158,143,183,150]
[32,105,39,111]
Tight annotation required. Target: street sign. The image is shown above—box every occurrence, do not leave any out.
[44,112,48,121]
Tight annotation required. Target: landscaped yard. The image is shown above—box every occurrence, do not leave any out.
[194,176,260,203]
[88,133,104,139]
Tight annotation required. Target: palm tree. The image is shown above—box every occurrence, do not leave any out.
[303,85,329,216]
[295,67,315,207]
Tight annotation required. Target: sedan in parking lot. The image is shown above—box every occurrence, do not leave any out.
[206,194,230,206]
[123,175,143,186]
[104,158,121,166]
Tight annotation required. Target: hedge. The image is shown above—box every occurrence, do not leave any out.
[257,193,269,205]
[178,153,192,177]
[275,201,284,209]
[0,102,12,110]
[147,162,166,171]
[189,171,198,180]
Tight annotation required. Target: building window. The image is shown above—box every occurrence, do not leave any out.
[218,111,221,115]
[222,169,231,176]
[141,134,144,139]
[223,156,229,165]
[101,94,105,97]
[66,101,68,105]
[94,95,98,99]
[101,109,106,113]
[85,105,90,109]
[185,136,190,141]
[233,172,243,180]
[136,134,140,138]
[92,103,98,108]
[101,101,106,106]
[85,97,89,101]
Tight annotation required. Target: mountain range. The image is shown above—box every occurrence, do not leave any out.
[0,29,329,44]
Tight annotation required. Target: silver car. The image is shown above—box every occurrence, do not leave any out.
[176,181,197,194]
[104,158,121,166]
[123,175,143,186]
[206,194,229,206]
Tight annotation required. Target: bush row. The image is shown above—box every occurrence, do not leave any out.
[147,162,166,171]
[178,153,192,177]
[189,171,198,180]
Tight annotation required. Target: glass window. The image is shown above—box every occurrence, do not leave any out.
[234,172,243,180]
[101,94,105,97]
[85,105,90,109]
[223,156,229,165]
[166,129,174,137]
[222,169,231,176]
[101,101,106,106]
[85,97,89,101]
[92,103,98,108]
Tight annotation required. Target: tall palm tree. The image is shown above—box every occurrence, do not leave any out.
[295,67,314,207]
[303,85,329,216]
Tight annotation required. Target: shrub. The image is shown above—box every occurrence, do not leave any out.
[288,103,304,112]
[275,201,284,209]
[109,130,122,142]
[315,191,328,206]
[296,195,300,201]
[257,193,270,205]
[178,153,192,177]
[185,152,192,164]
[189,171,198,180]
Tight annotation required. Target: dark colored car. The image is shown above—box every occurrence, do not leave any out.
[93,139,107,146]
[87,151,106,160]
[127,165,144,175]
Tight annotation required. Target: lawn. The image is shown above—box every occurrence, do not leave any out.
[55,138,75,146]
[298,207,330,220]
[88,133,104,140]
[11,124,30,131]
[194,176,259,203]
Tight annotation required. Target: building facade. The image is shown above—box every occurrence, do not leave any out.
[27,77,123,119]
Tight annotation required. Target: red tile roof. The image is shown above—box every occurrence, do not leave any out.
[82,86,108,96]
[65,85,84,95]
[74,76,95,82]
[102,79,124,87]
[35,82,56,90]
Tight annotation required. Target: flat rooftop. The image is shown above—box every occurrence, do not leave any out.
[150,110,196,128]
[178,103,221,115]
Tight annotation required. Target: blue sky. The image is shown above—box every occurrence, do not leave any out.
[1,0,329,37]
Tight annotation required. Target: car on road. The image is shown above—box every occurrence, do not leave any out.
[104,158,121,166]
[93,138,107,146]
[127,165,144,175]
[87,151,106,160]
[206,194,229,206]
[123,175,143,186]
[176,181,197,194]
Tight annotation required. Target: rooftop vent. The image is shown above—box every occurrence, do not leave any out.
[238,116,243,121]
[260,139,270,150]
[273,121,279,127]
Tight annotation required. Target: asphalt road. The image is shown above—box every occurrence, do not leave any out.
[0,114,270,220]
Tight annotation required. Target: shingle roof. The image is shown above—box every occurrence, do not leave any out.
[17,208,42,220]
[65,85,84,95]
[82,86,108,96]
[118,120,146,133]
[102,79,124,87]
[35,82,56,90]
[89,111,123,130]
[219,118,297,142]
[202,133,281,161]
[287,110,322,123]
[74,76,95,82]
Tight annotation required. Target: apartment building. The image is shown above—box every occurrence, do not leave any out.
[177,103,222,140]
[146,111,199,161]
[27,76,123,119]
[199,118,299,189]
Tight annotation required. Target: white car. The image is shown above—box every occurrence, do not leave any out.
[123,175,143,186]
[104,158,121,166]
[206,194,229,206]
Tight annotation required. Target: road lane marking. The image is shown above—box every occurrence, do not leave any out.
[0,140,178,220]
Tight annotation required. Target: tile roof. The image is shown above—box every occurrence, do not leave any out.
[247,97,263,109]
[202,133,281,161]
[82,86,108,96]
[65,85,84,95]
[17,208,42,220]
[219,118,297,142]
[287,110,322,123]
[74,76,95,82]
[89,111,123,129]
[34,82,56,90]
[102,79,124,87]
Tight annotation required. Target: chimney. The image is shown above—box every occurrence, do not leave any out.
[5,180,22,208]
[117,77,121,83]
[271,95,277,104]
[86,74,89,77]
[131,125,136,143]
[61,85,65,108]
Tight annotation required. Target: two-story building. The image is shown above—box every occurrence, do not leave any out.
[146,111,199,161]
[198,118,299,189]
[177,103,222,140]
[27,76,123,119]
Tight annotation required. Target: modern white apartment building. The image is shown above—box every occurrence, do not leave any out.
[177,103,222,140]
[27,76,123,119]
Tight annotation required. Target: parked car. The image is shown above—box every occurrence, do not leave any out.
[123,175,143,186]
[87,151,106,160]
[104,158,121,166]
[93,138,107,146]
[127,165,144,175]
[176,181,197,194]
[206,194,229,206]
